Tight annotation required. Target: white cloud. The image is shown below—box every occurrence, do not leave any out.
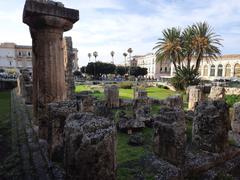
[0,0,239,67]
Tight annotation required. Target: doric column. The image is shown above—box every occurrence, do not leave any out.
[23,1,79,136]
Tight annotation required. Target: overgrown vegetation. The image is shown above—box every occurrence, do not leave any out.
[225,95,240,107]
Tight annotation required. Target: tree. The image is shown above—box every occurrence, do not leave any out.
[153,27,182,70]
[80,66,86,73]
[191,22,222,73]
[86,62,116,78]
[88,53,92,62]
[73,70,82,77]
[153,22,222,90]
[127,48,133,75]
[129,66,148,77]
[110,51,115,64]
[116,66,127,76]
[93,51,98,62]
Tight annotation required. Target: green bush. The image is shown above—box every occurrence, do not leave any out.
[171,66,200,90]
[225,95,240,107]
[119,82,133,89]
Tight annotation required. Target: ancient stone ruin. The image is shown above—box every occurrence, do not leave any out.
[188,86,205,110]
[104,85,119,108]
[17,70,33,104]
[208,86,226,100]
[23,0,79,126]
[63,37,75,100]
[232,102,240,134]
[192,100,229,153]
[153,107,186,166]
[64,113,116,180]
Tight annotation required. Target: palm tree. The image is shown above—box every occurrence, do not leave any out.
[153,27,182,71]
[191,22,222,72]
[88,53,92,62]
[110,51,115,64]
[93,51,98,62]
[127,48,133,75]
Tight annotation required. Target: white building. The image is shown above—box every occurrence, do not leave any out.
[0,42,79,73]
[170,54,240,80]
[133,53,171,79]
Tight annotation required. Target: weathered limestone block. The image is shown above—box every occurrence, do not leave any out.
[104,85,119,108]
[166,95,183,109]
[188,87,205,110]
[118,111,145,132]
[63,36,75,100]
[47,101,78,161]
[24,84,33,104]
[80,95,94,112]
[64,113,116,180]
[153,107,186,166]
[134,88,148,99]
[192,100,229,153]
[135,106,152,126]
[23,0,79,124]
[208,86,225,100]
[232,102,240,134]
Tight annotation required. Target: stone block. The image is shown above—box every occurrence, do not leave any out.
[64,113,116,180]
[166,95,183,109]
[208,86,225,100]
[192,100,229,153]
[104,85,119,108]
[188,87,205,110]
[232,102,240,134]
[153,107,186,166]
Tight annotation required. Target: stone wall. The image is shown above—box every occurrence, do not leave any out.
[46,100,78,162]
[153,107,186,166]
[225,87,240,95]
[188,86,205,110]
[64,113,116,180]
[63,37,75,100]
[192,100,229,153]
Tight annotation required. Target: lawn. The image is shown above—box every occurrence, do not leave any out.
[75,85,177,100]
[0,91,11,163]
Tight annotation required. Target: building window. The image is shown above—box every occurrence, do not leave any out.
[198,67,202,76]
[28,52,31,56]
[203,65,208,76]
[217,64,223,77]
[165,67,167,72]
[160,67,162,72]
[234,63,240,77]
[225,64,231,77]
[210,65,215,77]
[19,52,21,56]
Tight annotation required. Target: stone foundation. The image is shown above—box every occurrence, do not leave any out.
[153,107,186,166]
[192,100,229,153]
[64,113,116,180]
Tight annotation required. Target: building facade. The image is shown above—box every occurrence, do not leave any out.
[0,41,79,73]
[133,53,171,79]
[170,54,240,80]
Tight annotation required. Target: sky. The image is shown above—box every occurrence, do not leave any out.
[0,0,240,67]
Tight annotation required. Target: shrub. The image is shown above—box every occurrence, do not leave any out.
[225,95,240,107]
[171,66,200,90]
[119,82,133,89]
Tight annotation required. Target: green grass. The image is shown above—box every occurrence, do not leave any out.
[0,91,11,137]
[75,85,177,100]
[146,87,176,99]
